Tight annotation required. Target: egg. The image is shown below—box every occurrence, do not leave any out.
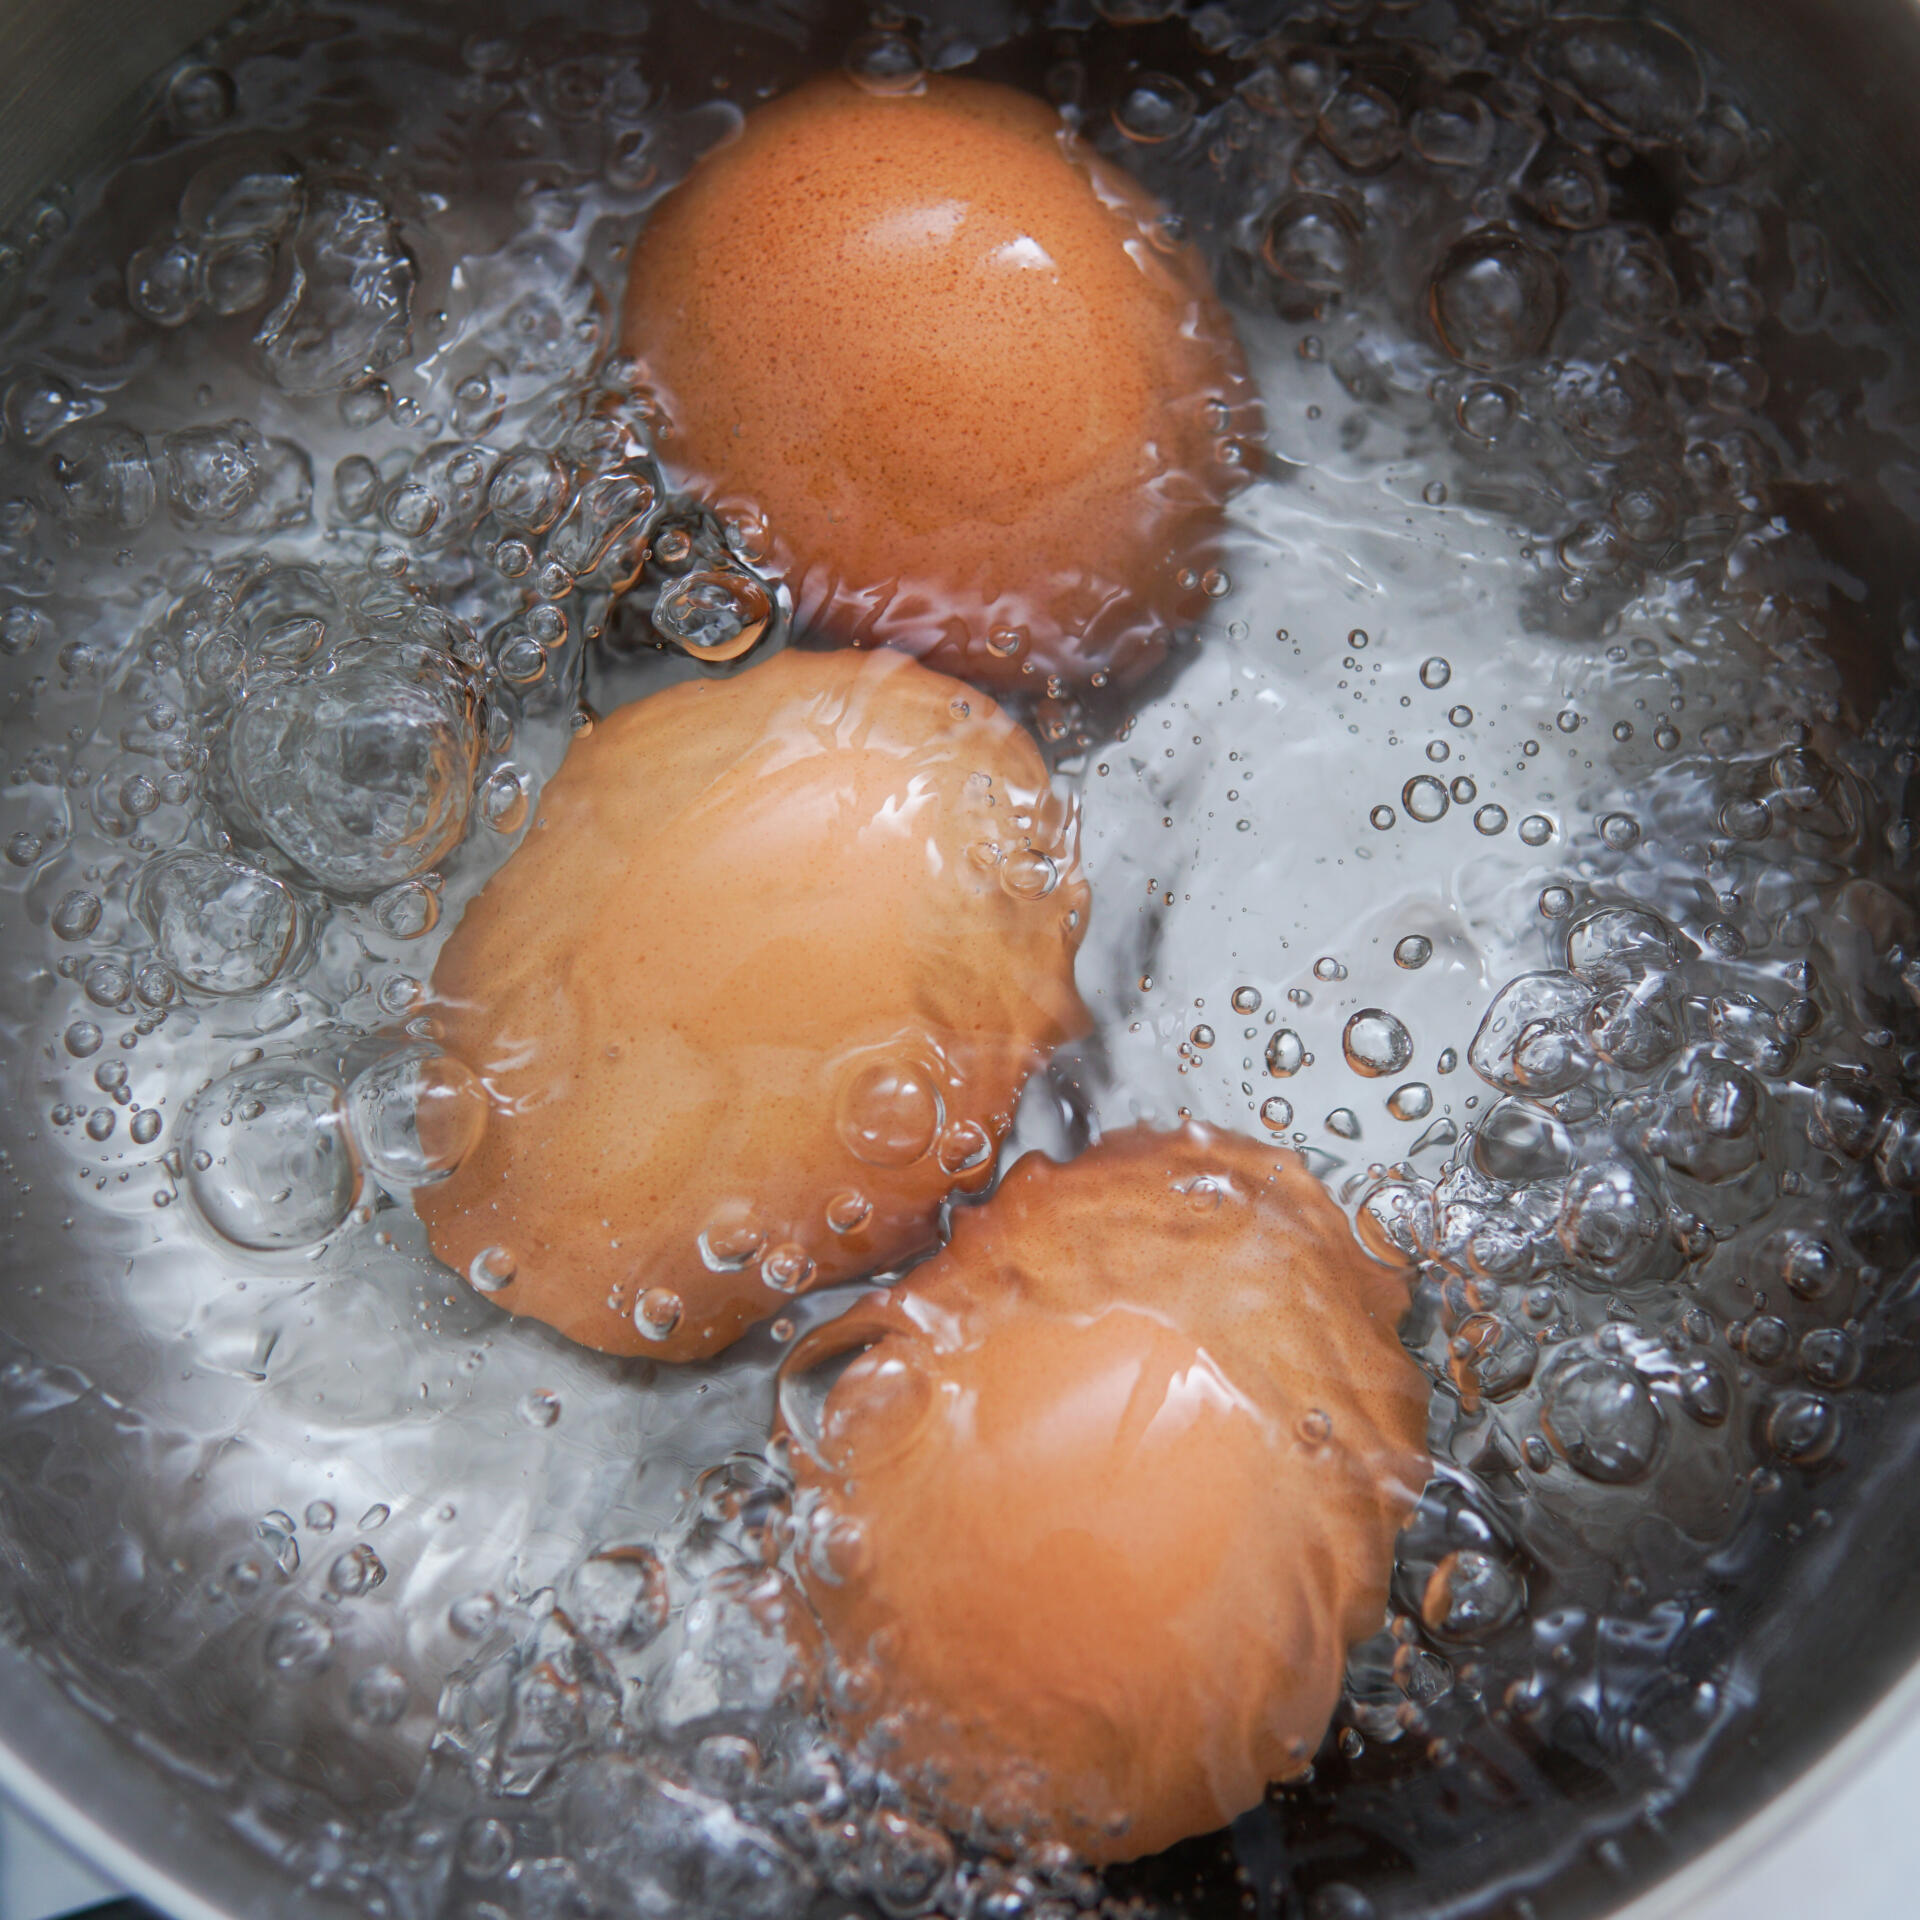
[782,1123,1430,1862]
[622,73,1257,687]
[416,648,1089,1361]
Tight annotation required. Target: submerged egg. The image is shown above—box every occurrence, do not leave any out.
[622,74,1256,686]
[417,648,1089,1361]
[783,1123,1429,1862]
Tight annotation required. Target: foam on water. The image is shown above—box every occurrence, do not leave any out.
[2,2,1920,1916]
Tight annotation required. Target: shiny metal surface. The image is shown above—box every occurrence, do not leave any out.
[3,2,1920,1917]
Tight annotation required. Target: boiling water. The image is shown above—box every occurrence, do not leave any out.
[2,2,1920,1917]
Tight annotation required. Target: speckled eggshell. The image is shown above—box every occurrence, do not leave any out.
[622,73,1259,687]
[416,647,1090,1362]
[785,1123,1430,1862]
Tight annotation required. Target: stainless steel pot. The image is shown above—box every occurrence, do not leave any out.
[5,2,1920,1916]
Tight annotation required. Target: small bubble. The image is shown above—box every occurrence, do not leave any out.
[1260,1096,1294,1133]
[327,1542,387,1598]
[1519,814,1555,846]
[1113,74,1197,144]
[1419,658,1452,689]
[826,1189,873,1235]
[1394,935,1433,970]
[51,890,102,940]
[1190,1023,1216,1050]
[1266,1029,1307,1077]
[1654,720,1680,750]
[1448,704,1473,727]
[1326,1107,1362,1140]
[1450,776,1477,804]
[761,1243,815,1295]
[635,1287,683,1341]
[1403,775,1450,823]
[518,1389,562,1429]
[1231,985,1262,1014]
[468,1245,515,1294]
[1599,812,1642,850]
[1313,956,1347,982]
[1370,804,1397,830]
[846,30,927,95]
[1426,740,1451,764]
[1389,1083,1434,1121]
[1540,885,1575,918]
[1344,1009,1415,1078]
[1474,803,1509,835]
[65,1021,102,1058]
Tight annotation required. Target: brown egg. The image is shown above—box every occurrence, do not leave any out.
[622,73,1257,687]
[416,648,1089,1362]
[782,1123,1430,1862]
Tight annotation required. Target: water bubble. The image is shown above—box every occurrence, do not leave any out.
[1388,1083,1434,1121]
[1518,814,1554,846]
[1457,382,1517,442]
[1344,1009,1415,1078]
[85,1110,116,1143]
[83,957,132,1008]
[164,422,264,527]
[760,1244,816,1295]
[256,183,416,394]
[347,1047,486,1189]
[1565,903,1682,984]
[1113,75,1196,145]
[263,1608,333,1676]
[1585,982,1681,1072]
[826,1190,872,1236]
[1475,804,1510,835]
[571,1547,670,1650]
[1766,1391,1840,1465]
[1261,195,1360,292]
[127,239,202,328]
[373,880,440,941]
[635,1287,684,1342]
[1266,1029,1307,1077]
[349,1665,410,1728]
[1449,776,1476,804]
[132,850,300,996]
[1523,146,1610,229]
[130,1111,163,1146]
[652,568,773,662]
[1542,1355,1663,1482]
[1419,657,1452,690]
[468,1246,515,1294]
[1319,84,1403,172]
[50,423,155,533]
[328,1542,387,1599]
[1370,805,1397,831]
[1231,985,1263,1014]
[168,65,236,132]
[1422,1549,1524,1643]
[184,1065,355,1251]
[449,1593,499,1641]
[845,30,925,95]
[50,890,101,941]
[1473,1097,1576,1183]
[1260,1096,1295,1133]
[1000,847,1059,900]
[64,1022,102,1058]
[1557,1159,1671,1288]
[1409,92,1496,169]
[1392,936,1434,973]
[1531,14,1706,143]
[231,641,477,895]
[837,1053,942,1167]
[1403,775,1450,824]
[1598,812,1642,851]
[1430,232,1563,369]
[1314,956,1348,981]
[1326,1108,1362,1140]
